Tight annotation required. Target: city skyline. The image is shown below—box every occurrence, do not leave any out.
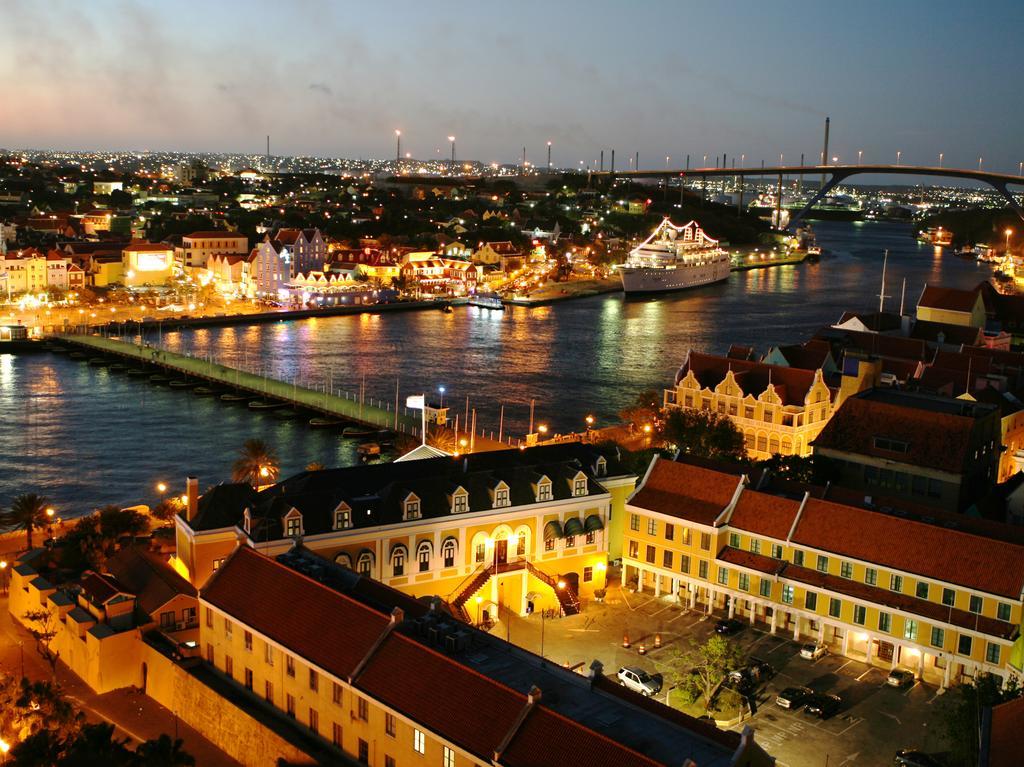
[4,0,1024,174]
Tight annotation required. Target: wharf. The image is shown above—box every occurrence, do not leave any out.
[54,334,419,435]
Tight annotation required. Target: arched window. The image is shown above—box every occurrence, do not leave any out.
[357,552,374,577]
[391,546,407,577]
[441,538,457,568]
[514,526,530,558]
[471,532,488,564]
[334,552,352,569]
[768,435,780,455]
[781,436,793,454]
[417,541,432,573]
[756,433,768,453]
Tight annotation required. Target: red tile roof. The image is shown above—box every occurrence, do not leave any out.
[794,498,1024,600]
[718,546,786,575]
[629,459,741,526]
[727,491,800,541]
[677,351,822,406]
[985,695,1024,767]
[202,546,390,679]
[184,231,246,240]
[812,393,987,473]
[919,285,982,314]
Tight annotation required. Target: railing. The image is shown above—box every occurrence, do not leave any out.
[446,562,491,603]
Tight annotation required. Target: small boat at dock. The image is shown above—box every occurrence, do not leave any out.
[69,351,87,359]
[88,357,109,366]
[194,386,218,396]
[357,442,382,460]
[169,379,197,389]
[309,417,341,429]
[248,399,288,410]
[468,293,505,310]
[108,363,127,372]
[149,374,169,384]
[220,393,249,402]
[342,426,377,438]
[126,368,148,377]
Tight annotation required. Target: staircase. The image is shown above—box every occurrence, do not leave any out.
[526,561,580,616]
[449,565,492,623]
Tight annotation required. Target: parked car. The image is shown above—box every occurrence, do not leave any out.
[746,658,774,680]
[714,618,744,636]
[724,671,756,695]
[775,686,814,710]
[804,693,842,719]
[887,669,916,688]
[893,750,943,767]
[617,666,662,696]
[800,642,828,660]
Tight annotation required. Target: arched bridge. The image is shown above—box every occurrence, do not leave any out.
[592,164,1024,228]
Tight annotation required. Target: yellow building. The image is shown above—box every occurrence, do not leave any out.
[1,248,48,294]
[917,284,987,328]
[122,241,175,287]
[623,457,1024,688]
[174,445,637,622]
[664,350,851,458]
[196,544,774,767]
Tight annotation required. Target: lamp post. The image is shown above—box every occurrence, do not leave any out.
[0,737,9,764]
[438,385,446,409]
[938,152,944,168]
[0,560,7,596]
[547,141,552,172]
[475,595,483,628]
[896,150,901,166]
[858,150,863,166]
[45,507,55,541]
[979,157,984,171]
[448,136,456,170]
[395,129,401,164]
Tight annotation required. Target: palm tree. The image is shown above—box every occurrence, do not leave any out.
[2,493,50,550]
[133,734,196,766]
[232,439,280,487]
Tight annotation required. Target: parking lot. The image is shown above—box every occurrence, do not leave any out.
[493,581,948,767]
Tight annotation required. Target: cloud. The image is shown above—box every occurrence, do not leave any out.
[309,83,333,96]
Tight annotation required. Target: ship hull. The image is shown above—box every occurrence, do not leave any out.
[618,259,731,294]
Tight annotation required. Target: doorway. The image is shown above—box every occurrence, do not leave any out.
[495,539,508,566]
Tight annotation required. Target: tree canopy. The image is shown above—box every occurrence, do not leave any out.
[662,409,745,462]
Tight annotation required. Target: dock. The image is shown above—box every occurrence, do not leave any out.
[54,334,420,435]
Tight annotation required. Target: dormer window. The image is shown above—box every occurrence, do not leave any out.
[537,477,552,503]
[284,509,303,538]
[451,487,468,514]
[573,472,588,497]
[595,456,607,477]
[334,502,352,530]
[404,493,421,520]
[493,482,510,509]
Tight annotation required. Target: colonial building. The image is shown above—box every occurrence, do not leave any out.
[812,389,1001,513]
[178,231,249,269]
[400,257,483,296]
[473,241,524,273]
[199,545,774,767]
[250,237,292,300]
[623,457,1024,689]
[121,241,175,287]
[663,350,876,459]
[274,227,327,277]
[173,445,636,622]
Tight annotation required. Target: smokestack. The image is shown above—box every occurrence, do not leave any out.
[600,150,604,172]
[821,116,830,188]
[610,150,615,173]
[266,135,270,159]
[634,151,639,172]
[186,476,199,521]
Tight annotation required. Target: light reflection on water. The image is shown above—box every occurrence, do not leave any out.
[1,221,995,513]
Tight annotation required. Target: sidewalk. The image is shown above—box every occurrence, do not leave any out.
[0,593,239,766]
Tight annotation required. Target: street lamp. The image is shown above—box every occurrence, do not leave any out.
[475,594,483,627]
[978,157,983,171]
[547,141,552,172]
[395,129,401,163]
[0,560,8,596]
[896,150,901,166]
[938,152,944,168]
[0,737,9,763]
[438,385,446,409]
[156,482,167,495]
[585,415,594,429]
[858,150,863,165]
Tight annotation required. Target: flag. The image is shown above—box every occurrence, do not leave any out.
[406,394,425,410]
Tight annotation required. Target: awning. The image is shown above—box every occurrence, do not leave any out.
[583,514,604,532]
[543,520,563,540]
[563,517,584,537]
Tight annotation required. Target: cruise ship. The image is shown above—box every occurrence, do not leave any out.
[617,218,731,294]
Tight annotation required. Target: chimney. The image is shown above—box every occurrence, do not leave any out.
[390,606,404,625]
[186,476,199,521]
[527,685,542,705]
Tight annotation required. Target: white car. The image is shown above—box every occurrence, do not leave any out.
[617,666,662,696]
[800,642,828,660]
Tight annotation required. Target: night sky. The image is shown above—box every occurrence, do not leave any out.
[3,0,1023,173]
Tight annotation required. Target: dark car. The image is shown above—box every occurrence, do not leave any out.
[724,671,756,695]
[714,618,744,636]
[804,693,841,719]
[746,658,774,680]
[775,686,814,710]
[893,751,943,767]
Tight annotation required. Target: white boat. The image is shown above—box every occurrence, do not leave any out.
[616,217,731,294]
